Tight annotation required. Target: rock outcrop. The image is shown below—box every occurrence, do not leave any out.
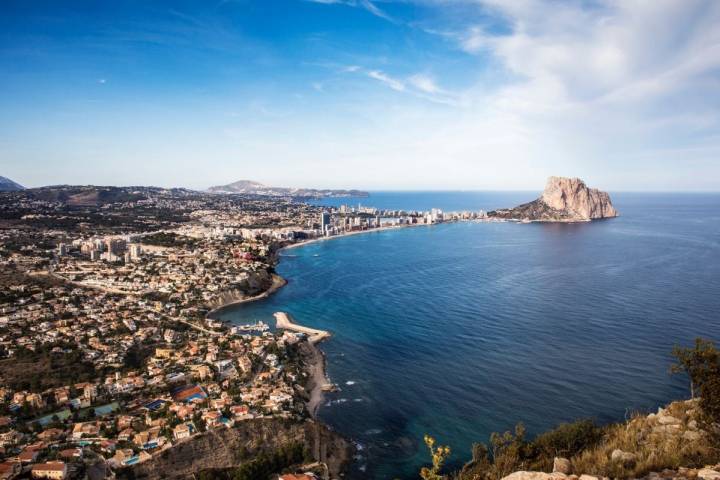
[489,177,618,222]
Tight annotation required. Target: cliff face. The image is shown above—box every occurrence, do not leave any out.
[489,177,618,222]
[124,418,351,479]
[541,177,617,220]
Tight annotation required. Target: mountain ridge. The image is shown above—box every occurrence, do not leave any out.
[207,179,368,198]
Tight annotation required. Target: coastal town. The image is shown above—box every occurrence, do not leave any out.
[0,185,490,480]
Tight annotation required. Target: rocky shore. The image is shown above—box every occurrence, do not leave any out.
[296,339,332,419]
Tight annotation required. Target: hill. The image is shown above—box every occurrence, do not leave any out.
[208,179,368,198]
[0,176,24,191]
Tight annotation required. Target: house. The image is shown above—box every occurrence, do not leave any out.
[0,461,20,480]
[59,448,82,460]
[71,422,99,439]
[173,423,193,440]
[30,462,67,480]
[17,448,40,464]
[278,474,317,480]
[201,410,222,427]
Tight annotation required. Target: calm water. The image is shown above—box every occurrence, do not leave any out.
[218,192,720,479]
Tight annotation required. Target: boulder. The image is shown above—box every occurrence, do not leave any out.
[657,415,681,425]
[611,449,637,467]
[683,430,702,441]
[698,468,720,480]
[501,471,568,480]
[553,457,572,474]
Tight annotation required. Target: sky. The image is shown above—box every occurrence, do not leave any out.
[1,0,719,191]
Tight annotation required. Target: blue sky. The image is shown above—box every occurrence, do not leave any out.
[1,0,719,191]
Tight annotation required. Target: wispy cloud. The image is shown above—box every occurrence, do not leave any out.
[367,70,405,91]
[303,0,394,22]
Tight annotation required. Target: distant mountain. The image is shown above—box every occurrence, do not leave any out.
[208,179,368,198]
[0,176,25,191]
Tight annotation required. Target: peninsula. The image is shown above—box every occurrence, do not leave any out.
[489,176,618,222]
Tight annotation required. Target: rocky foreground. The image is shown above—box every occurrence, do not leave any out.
[490,177,618,222]
[499,400,719,480]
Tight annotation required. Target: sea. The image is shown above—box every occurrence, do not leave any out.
[216,191,720,479]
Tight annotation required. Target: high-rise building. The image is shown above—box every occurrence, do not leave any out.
[57,243,68,256]
[106,238,122,255]
[129,244,142,260]
[320,211,331,233]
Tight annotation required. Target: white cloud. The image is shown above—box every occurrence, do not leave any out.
[304,0,393,21]
[408,74,440,94]
[367,70,406,91]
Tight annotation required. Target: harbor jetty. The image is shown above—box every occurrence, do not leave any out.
[273,311,331,344]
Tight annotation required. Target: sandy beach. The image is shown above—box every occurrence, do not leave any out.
[280,222,431,252]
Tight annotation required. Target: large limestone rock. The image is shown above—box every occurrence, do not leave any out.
[541,177,618,220]
[489,177,618,222]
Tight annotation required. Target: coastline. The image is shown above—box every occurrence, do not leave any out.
[299,339,331,419]
[213,222,451,420]
[273,312,332,419]
[206,273,287,317]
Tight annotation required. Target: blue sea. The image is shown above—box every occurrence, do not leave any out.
[217,191,720,479]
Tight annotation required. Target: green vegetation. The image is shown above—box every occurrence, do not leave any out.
[671,338,720,426]
[0,343,105,392]
[421,435,452,480]
[458,421,604,480]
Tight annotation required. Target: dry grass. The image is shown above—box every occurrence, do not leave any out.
[570,401,718,478]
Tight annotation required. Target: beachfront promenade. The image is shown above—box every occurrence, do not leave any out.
[273,312,330,344]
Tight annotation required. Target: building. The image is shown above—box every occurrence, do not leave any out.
[30,462,66,480]
[129,244,142,260]
[0,461,20,480]
[320,211,331,233]
[105,238,126,255]
[57,244,68,256]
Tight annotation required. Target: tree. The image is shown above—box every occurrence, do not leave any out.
[671,338,720,399]
[420,435,451,480]
[671,338,720,425]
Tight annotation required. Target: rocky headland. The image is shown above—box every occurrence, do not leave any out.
[489,177,618,222]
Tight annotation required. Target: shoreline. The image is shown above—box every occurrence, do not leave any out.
[206,273,287,318]
[213,222,457,420]
[274,312,332,418]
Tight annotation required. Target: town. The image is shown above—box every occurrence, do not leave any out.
[0,186,490,480]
